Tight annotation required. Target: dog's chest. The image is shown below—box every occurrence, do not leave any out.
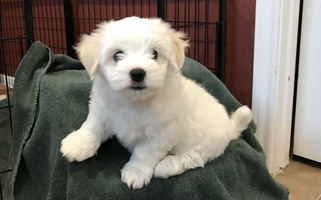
[106,103,161,147]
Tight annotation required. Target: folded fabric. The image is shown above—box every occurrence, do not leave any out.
[4,41,289,200]
[0,98,13,191]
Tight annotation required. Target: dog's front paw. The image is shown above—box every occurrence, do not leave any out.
[60,129,100,162]
[121,162,154,189]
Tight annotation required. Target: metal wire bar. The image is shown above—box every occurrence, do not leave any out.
[217,0,226,81]
[0,40,13,134]
[24,0,34,47]
[0,36,28,41]
[64,0,75,58]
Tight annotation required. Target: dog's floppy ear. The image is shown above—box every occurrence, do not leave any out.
[168,29,189,72]
[74,22,110,80]
[74,33,101,80]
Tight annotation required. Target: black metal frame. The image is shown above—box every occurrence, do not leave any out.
[50,0,227,79]
[2,0,227,66]
[63,0,75,58]
[23,0,34,47]
[157,0,166,20]
[217,0,226,82]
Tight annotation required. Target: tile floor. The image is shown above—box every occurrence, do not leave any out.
[275,160,321,200]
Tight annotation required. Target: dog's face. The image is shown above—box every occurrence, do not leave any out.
[75,17,188,101]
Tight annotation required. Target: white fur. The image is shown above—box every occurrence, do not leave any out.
[60,17,252,189]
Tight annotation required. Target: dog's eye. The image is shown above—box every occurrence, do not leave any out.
[152,50,158,60]
[113,51,123,62]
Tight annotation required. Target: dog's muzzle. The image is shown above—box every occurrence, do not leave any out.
[130,68,146,90]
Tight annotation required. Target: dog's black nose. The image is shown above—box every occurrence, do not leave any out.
[130,69,146,82]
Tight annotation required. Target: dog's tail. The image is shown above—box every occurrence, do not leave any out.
[229,106,252,140]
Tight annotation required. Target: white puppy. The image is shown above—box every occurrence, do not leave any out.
[60,16,252,189]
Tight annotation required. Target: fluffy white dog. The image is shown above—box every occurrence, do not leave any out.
[60,16,252,189]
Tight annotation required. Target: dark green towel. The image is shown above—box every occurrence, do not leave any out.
[4,41,289,200]
[0,98,13,191]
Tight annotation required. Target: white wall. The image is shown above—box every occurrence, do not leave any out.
[252,0,300,176]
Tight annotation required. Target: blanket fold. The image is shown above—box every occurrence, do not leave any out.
[4,41,288,200]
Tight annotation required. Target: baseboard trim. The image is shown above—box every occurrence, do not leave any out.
[0,74,15,88]
[293,155,321,169]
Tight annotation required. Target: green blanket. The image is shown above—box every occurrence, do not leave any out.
[4,42,288,199]
[0,98,12,190]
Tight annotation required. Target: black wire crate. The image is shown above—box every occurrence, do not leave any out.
[68,0,225,76]
[20,0,226,78]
